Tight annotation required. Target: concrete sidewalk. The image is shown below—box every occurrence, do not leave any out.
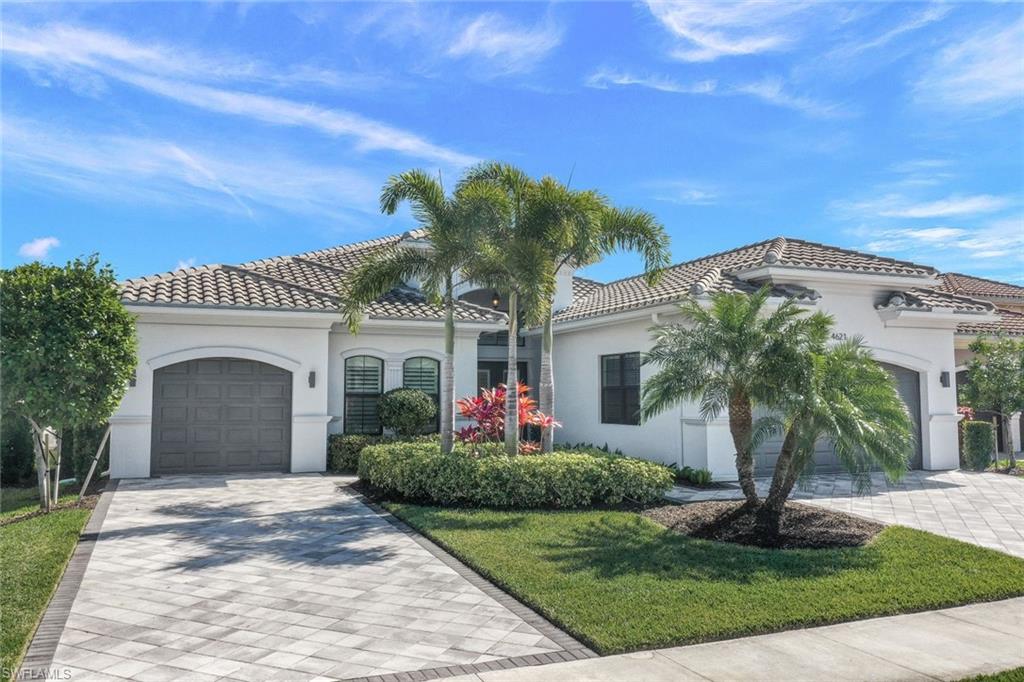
[447,597,1024,681]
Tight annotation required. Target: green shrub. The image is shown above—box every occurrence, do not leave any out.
[962,420,995,471]
[1,413,34,485]
[672,464,714,487]
[64,423,110,483]
[378,388,437,438]
[328,433,439,472]
[358,442,674,508]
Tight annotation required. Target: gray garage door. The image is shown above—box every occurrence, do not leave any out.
[152,358,292,475]
[753,362,923,476]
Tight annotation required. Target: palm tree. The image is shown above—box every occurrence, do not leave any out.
[641,288,829,507]
[527,177,670,452]
[756,335,915,539]
[457,163,555,454]
[341,169,502,454]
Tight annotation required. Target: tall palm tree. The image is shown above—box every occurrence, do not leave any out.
[457,163,555,454]
[756,335,915,538]
[524,177,670,452]
[641,288,829,507]
[341,169,502,454]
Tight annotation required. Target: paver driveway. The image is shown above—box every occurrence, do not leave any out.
[667,470,1024,557]
[48,475,575,681]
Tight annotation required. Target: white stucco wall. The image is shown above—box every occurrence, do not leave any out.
[110,307,503,478]
[551,281,964,479]
[110,307,335,478]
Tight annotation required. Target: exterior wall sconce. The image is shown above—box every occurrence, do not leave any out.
[308,371,316,388]
[491,291,501,309]
[940,371,950,388]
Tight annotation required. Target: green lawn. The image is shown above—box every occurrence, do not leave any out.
[961,668,1024,682]
[2,486,82,520]
[0,506,91,678]
[388,504,1024,654]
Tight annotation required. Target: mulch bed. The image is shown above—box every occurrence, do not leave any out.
[0,480,104,527]
[644,500,884,550]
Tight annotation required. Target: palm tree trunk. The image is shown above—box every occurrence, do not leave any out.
[727,393,759,507]
[1003,415,1016,469]
[539,309,554,453]
[441,280,455,455]
[756,427,802,540]
[504,291,519,455]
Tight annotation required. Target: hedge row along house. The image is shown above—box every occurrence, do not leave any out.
[111,232,1024,479]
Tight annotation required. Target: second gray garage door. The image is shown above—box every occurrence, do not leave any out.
[152,357,292,475]
[754,362,923,475]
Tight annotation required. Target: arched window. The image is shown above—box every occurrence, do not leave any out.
[344,356,384,435]
[403,357,440,433]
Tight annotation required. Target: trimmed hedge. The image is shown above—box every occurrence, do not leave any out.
[358,442,674,508]
[378,388,436,438]
[962,420,994,471]
[328,433,438,473]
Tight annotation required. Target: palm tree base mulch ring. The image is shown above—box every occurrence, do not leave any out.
[644,500,884,550]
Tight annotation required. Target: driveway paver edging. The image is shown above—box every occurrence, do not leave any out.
[19,479,121,680]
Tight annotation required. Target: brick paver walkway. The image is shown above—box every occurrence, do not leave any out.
[666,470,1024,557]
[48,475,574,681]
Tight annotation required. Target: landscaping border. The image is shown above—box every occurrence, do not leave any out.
[342,482,597,682]
[17,480,120,680]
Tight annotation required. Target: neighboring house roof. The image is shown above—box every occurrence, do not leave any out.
[120,231,505,324]
[571,277,604,303]
[937,272,1024,303]
[956,307,1024,337]
[554,237,932,323]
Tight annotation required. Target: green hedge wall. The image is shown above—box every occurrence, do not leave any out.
[962,420,994,471]
[358,441,674,508]
[327,433,438,473]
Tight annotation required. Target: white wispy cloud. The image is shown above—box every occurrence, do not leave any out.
[833,4,951,59]
[2,116,381,221]
[854,218,1024,266]
[18,236,61,259]
[176,257,197,270]
[586,68,716,94]
[834,193,1011,220]
[733,77,848,119]
[647,180,720,205]
[645,0,811,62]
[447,13,562,75]
[584,69,845,118]
[2,21,475,166]
[914,17,1024,112]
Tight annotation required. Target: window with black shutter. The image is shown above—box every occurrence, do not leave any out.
[601,352,641,425]
[403,357,440,433]
[344,356,384,434]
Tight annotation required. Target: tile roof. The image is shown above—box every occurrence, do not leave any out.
[553,237,930,323]
[120,231,505,324]
[956,308,1024,337]
[876,288,994,314]
[937,273,1024,301]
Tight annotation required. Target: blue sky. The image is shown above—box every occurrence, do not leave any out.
[3,1,1022,284]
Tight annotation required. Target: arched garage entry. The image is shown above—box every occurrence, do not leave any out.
[754,361,924,475]
[151,357,292,475]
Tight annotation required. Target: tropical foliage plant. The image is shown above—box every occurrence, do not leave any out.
[756,335,915,537]
[0,256,137,511]
[461,163,670,452]
[455,383,559,454]
[962,420,996,471]
[642,287,828,506]
[341,169,505,454]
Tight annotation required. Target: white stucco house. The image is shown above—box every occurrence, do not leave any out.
[109,232,1023,480]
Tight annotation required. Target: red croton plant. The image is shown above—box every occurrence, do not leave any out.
[456,382,560,454]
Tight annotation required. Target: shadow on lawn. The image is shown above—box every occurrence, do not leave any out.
[537,514,883,584]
